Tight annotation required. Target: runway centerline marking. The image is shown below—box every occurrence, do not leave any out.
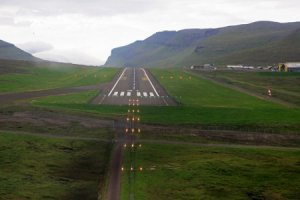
[108,68,127,96]
[133,67,136,90]
[141,68,160,97]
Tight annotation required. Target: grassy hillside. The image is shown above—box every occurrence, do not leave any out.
[185,26,300,66]
[0,40,39,61]
[105,21,300,67]
[0,61,118,93]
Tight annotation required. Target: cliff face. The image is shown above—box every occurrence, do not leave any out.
[105,21,300,67]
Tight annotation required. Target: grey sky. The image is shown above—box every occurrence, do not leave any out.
[0,0,299,65]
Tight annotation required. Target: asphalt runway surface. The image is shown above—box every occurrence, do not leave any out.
[93,68,177,106]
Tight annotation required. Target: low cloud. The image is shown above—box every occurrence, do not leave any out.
[35,49,104,66]
[1,0,163,17]
[1,0,299,65]
[17,41,53,54]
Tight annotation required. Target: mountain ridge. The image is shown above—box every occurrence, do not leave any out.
[105,21,300,67]
[0,39,40,61]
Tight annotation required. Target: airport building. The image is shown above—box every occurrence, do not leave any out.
[278,62,300,72]
[190,64,216,70]
[226,65,255,70]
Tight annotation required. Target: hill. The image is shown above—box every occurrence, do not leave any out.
[105,21,300,67]
[0,39,40,61]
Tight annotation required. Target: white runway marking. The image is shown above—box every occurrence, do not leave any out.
[120,91,125,97]
[141,68,160,97]
[162,97,169,106]
[98,95,107,105]
[149,92,154,97]
[113,91,118,96]
[108,68,127,96]
[143,92,148,97]
[127,91,131,97]
[137,91,141,97]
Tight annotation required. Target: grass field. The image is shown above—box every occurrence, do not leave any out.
[30,69,300,133]
[31,91,128,119]
[147,69,300,131]
[0,132,112,200]
[0,65,118,93]
[195,70,300,106]
[151,69,283,108]
[2,65,300,200]
[31,90,99,105]
[121,143,300,200]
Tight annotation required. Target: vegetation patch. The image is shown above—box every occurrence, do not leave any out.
[194,70,300,106]
[29,69,300,133]
[121,143,300,200]
[0,65,118,93]
[0,132,112,200]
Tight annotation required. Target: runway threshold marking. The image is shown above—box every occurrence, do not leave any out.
[141,68,160,97]
[108,68,127,96]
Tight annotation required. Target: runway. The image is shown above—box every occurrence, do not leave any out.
[93,68,176,106]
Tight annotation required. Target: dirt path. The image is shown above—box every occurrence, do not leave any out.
[106,120,125,200]
[134,138,300,151]
[185,70,298,108]
[0,129,111,142]
[106,142,123,200]
[1,129,298,151]
[0,83,110,104]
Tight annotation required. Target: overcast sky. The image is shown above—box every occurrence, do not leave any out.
[0,0,299,65]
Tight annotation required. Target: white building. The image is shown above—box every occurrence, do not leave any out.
[278,63,300,72]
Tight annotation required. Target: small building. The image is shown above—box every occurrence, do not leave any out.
[278,63,300,72]
[227,65,244,69]
[190,64,216,70]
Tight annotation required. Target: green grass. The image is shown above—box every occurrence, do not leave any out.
[33,102,300,133]
[0,65,118,93]
[121,143,300,200]
[30,69,300,133]
[31,90,99,105]
[147,69,300,132]
[198,70,300,106]
[31,91,128,119]
[0,132,112,200]
[152,69,282,108]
